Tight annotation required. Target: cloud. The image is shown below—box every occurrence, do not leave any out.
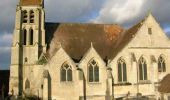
[164,27,170,37]
[0,33,12,54]
[0,0,170,70]
[0,49,11,70]
[165,27,170,33]
[45,0,104,22]
[91,0,146,25]
[91,0,170,27]
[0,46,11,70]
[0,33,12,47]
[0,47,11,53]
[0,0,17,33]
[0,33,12,69]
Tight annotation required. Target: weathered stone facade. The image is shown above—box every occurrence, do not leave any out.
[9,0,170,100]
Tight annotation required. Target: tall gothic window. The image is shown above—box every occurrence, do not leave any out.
[25,79,30,89]
[29,28,33,45]
[139,57,147,80]
[158,55,166,72]
[22,10,28,23]
[23,29,27,45]
[60,63,72,82]
[88,59,99,82]
[30,10,34,23]
[117,58,127,82]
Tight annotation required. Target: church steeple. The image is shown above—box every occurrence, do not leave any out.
[9,0,46,96]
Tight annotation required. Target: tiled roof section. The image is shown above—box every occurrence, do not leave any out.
[45,23,124,60]
[110,20,144,58]
[158,74,170,93]
[20,0,42,6]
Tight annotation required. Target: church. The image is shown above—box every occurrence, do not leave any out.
[9,0,170,100]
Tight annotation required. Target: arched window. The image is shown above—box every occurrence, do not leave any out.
[23,29,27,45]
[88,59,99,82]
[24,57,28,63]
[25,79,30,89]
[60,63,72,82]
[22,10,28,23]
[158,55,166,72]
[29,28,33,45]
[117,58,127,82]
[29,10,34,23]
[139,57,147,80]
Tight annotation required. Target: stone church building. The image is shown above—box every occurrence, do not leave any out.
[9,0,170,100]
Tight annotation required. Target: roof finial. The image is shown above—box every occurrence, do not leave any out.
[144,9,154,20]
[148,9,152,14]
[91,42,93,48]
[147,9,153,17]
[59,42,62,48]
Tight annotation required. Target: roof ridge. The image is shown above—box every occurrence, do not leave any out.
[45,22,122,26]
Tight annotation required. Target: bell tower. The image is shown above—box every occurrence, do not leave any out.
[9,0,46,96]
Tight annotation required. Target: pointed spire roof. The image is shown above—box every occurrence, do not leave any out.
[145,11,155,20]
[20,0,44,6]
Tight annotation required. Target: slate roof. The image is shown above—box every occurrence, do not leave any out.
[44,19,145,61]
[45,23,124,60]
[158,74,170,93]
[44,14,152,62]
[20,0,42,6]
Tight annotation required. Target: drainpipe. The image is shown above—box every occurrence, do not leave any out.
[107,67,114,100]
[77,68,86,100]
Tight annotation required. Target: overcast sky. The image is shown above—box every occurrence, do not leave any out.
[0,0,170,69]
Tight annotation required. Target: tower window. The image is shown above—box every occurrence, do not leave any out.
[23,29,27,45]
[139,57,147,81]
[148,28,152,35]
[24,57,28,63]
[25,79,30,89]
[60,62,72,82]
[22,10,28,23]
[88,59,99,82]
[30,28,34,45]
[30,10,34,23]
[158,55,166,72]
[117,57,127,83]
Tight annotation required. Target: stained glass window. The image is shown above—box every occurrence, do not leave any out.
[117,58,127,82]
[139,57,147,80]
[88,59,99,82]
[61,63,72,82]
[158,55,166,72]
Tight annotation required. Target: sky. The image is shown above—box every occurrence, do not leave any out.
[0,0,170,70]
